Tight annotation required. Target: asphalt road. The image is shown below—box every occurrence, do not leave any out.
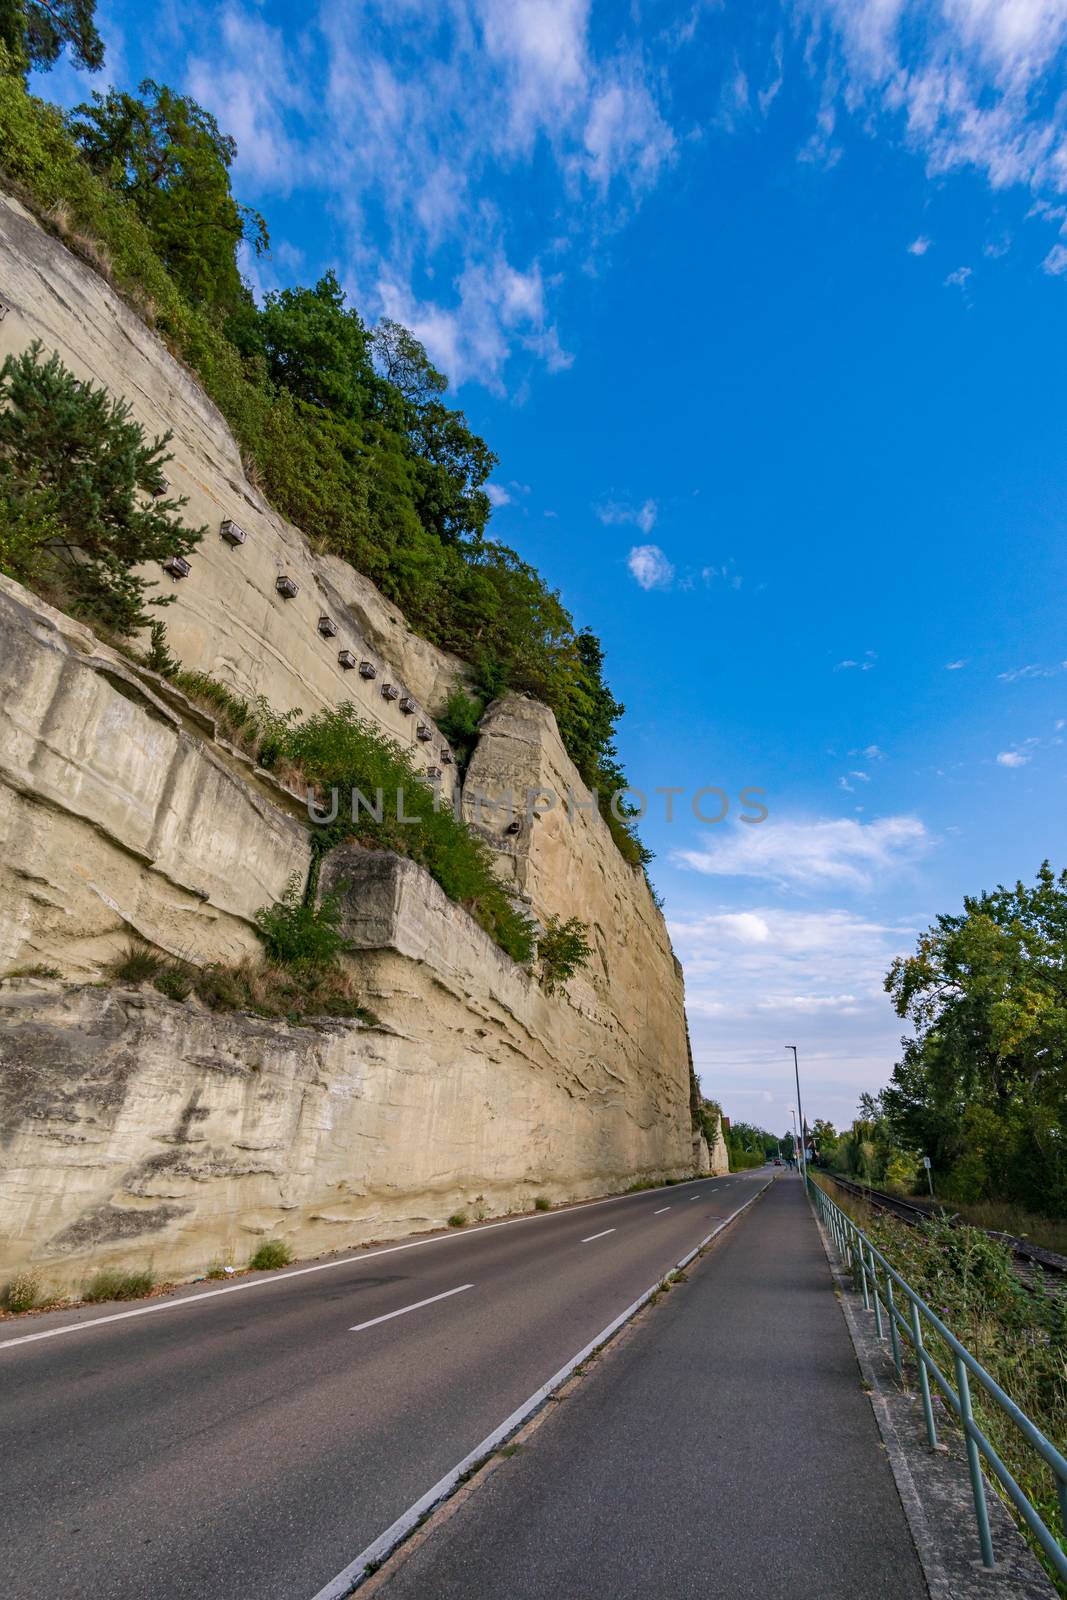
[375,1178,930,1600]
[0,1170,769,1600]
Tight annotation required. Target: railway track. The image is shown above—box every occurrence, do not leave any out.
[822,1172,1067,1278]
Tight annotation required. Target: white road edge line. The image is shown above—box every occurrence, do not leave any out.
[350,1285,472,1333]
[653,1207,671,1215]
[580,1229,615,1244]
[309,1176,773,1600]
[0,1174,730,1353]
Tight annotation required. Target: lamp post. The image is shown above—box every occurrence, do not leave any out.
[786,1045,807,1185]
[789,1108,798,1168]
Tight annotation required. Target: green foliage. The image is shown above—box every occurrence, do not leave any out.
[83,1266,154,1302]
[536,914,592,995]
[447,1212,468,1228]
[248,1239,292,1271]
[140,618,181,675]
[0,65,647,866]
[820,1179,1067,1585]
[882,862,1067,1217]
[275,704,536,963]
[0,341,203,632]
[436,686,484,775]
[717,1116,775,1170]
[533,1195,552,1211]
[68,79,266,314]
[253,873,350,969]
[0,0,102,77]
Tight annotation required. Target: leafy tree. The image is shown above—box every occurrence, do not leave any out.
[0,0,102,77]
[242,272,377,416]
[0,341,203,632]
[883,863,1067,1214]
[68,80,267,312]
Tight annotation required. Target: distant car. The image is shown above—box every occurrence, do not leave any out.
[773,1158,782,1166]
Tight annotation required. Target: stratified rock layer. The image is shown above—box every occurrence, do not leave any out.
[0,192,724,1284]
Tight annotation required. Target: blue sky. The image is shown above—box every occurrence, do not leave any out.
[38,0,1067,1134]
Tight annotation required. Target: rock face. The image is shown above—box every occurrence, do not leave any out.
[0,192,726,1283]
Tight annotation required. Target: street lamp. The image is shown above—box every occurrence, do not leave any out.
[786,1045,807,1185]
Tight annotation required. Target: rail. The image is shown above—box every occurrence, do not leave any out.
[808,1175,1067,1582]
[822,1172,1067,1276]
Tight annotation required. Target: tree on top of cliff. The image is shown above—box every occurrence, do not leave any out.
[0,65,650,872]
[0,0,102,77]
[67,80,267,313]
[0,341,204,633]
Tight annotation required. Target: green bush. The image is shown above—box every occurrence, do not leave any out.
[253,874,349,968]
[447,1212,468,1228]
[83,1266,155,1302]
[248,1239,291,1270]
[536,914,592,994]
[533,1195,552,1211]
[153,962,192,1001]
[275,704,536,963]
[0,342,203,633]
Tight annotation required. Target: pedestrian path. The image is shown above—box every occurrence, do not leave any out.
[375,1177,928,1600]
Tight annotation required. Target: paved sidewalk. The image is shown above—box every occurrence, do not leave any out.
[375,1177,929,1600]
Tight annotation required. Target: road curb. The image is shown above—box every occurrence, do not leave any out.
[311,1176,774,1600]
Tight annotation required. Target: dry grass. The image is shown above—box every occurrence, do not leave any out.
[948,1200,1067,1258]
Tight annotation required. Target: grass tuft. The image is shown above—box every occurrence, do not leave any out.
[447,1212,468,1229]
[83,1267,155,1303]
[533,1195,551,1212]
[248,1239,292,1271]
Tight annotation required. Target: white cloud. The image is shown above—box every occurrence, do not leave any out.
[674,813,932,891]
[834,658,858,671]
[597,498,658,534]
[1043,243,1067,275]
[671,903,922,1126]
[627,543,675,590]
[180,1,675,393]
[907,234,931,254]
[944,264,973,287]
[999,661,1067,681]
[795,0,1067,201]
[187,8,310,191]
[996,749,1030,767]
[946,658,968,669]
[485,483,512,507]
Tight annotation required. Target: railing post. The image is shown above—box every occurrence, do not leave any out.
[910,1299,939,1448]
[868,1244,884,1339]
[955,1353,995,1568]
[859,1231,870,1309]
[885,1275,902,1379]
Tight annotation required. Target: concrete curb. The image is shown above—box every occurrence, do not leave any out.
[811,1206,1057,1600]
[311,1176,774,1599]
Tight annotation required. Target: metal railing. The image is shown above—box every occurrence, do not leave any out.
[808,1175,1067,1582]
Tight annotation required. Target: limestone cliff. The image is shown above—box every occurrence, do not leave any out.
[0,192,725,1286]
